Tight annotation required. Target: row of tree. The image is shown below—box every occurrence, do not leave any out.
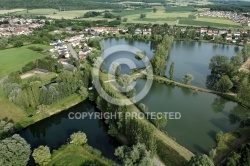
[206,44,250,105]
[151,35,174,76]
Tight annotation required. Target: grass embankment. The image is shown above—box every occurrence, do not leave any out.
[47,144,116,166]
[214,127,250,165]
[0,44,51,79]
[15,93,82,129]
[99,72,194,165]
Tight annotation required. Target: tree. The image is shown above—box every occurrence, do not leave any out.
[8,72,22,84]
[32,146,51,166]
[215,75,233,92]
[187,154,214,166]
[0,134,31,166]
[138,103,148,113]
[104,12,115,18]
[209,148,217,160]
[238,79,250,104]
[0,119,14,139]
[70,131,87,145]
[140,14,146,18]
[153,8,157,13]
[122,18,128,22]
[0,37,8,49]
[241,44,250,62]
[169,62,175,79]
[183,74,194,84]
[110,62,121,77]
[209,55,229,73]
[117,74,133,92]
[13,40,23,47]
[79,86,88,100]
[114,143,153,166]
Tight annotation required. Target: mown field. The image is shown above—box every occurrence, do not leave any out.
[178,19,242,28]
[0,44,51,79]
[0,8,25,14]
[13,8,108,19]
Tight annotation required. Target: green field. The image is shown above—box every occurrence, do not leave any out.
[179,19,242,28]
[4,5,245,28]
[47,144,115,166]
[0,44,51,79]
[0,8,25,14]
[14,8,109,19]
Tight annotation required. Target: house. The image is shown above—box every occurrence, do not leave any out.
[142,29,151,35]
[200,28,208,34]
[219,30,228,35]
[135,28,142,34]
[207,30,213,36]
[234,32,241,37]
[226,34,232,41]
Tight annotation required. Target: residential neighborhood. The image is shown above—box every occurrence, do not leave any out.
[197,11,250,25]
[0,17,46,36]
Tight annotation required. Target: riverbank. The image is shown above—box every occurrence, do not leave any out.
[47,143,116,166]
[13,93,82,132]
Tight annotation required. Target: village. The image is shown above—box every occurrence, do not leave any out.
[0,17,47,36]
[197,10,250,26]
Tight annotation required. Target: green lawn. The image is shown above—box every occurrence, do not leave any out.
[47,144,116,166]
[0,88,27,122]
[22,72,57,85]
[0,44,51,78]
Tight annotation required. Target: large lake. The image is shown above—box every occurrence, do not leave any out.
[102,38,241,88]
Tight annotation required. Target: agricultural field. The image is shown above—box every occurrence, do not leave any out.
[3,5,246,28]
[14,8,109,19]
[178,19,242,28]
[0,44,51,79]
[0,8,25,14]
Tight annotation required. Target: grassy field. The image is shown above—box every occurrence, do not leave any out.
[5,6,245,28]
[0,44,51,79]
[14,9,108,19]
[0,8,25,14]
[178,19,242,28]
[0,88,27,122]
[47,144,116,166]
[22,72,57,85]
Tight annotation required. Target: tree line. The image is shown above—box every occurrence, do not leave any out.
[1,57,91,110]
[0,0,124,10]
[207,44,250,106]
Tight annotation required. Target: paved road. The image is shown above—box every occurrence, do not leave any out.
[67,43,79,60]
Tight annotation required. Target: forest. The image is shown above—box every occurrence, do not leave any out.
[0,0,164,10]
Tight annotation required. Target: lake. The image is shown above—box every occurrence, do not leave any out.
[102,38,241,88]
[135,79,248,154]
[19,101,120,165]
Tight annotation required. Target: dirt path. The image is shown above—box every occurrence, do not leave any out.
[239,58,250,72]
